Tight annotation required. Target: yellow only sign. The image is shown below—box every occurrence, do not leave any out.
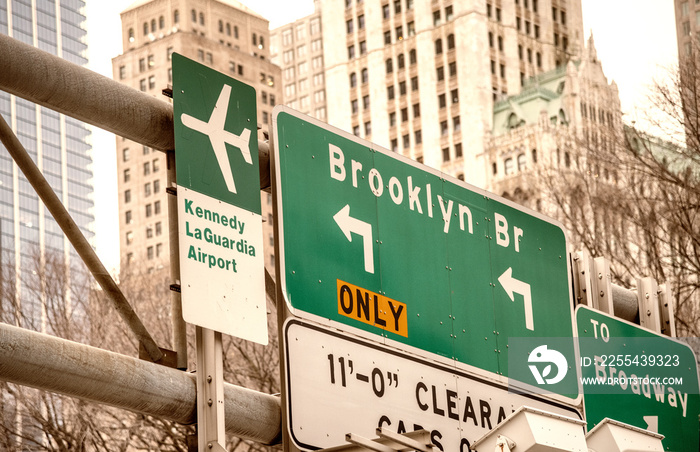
[336,279,408,337]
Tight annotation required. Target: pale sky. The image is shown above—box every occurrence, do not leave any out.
[83,0,678,273]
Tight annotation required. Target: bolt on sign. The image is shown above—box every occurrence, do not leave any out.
[173,53,266,344]
[272,106,577,411]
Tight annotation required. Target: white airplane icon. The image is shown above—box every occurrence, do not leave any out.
[180,84,252,194]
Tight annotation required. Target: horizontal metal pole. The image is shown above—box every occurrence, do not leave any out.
[612,283,639,322]
[0,34,174,151]
[0,34,271,189]
[0,322,281,445]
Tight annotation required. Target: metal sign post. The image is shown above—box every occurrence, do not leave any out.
[196,327,226,451]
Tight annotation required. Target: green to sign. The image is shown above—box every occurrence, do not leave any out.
[173,54,266,344]
[273,106,575,384]
[576,306,700,450]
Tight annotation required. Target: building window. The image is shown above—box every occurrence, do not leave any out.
[174,10,179,23]
[154,201,161,215]
[348,45,355,59]
[386,58,393,73]
[411,76,418,91]
[383,3,390,19]
[361,68,368,84]
[391,138,398,152]
[119,65,126,79]
[358,15,365,29]
[447,34,455,50]
[128,28,134,43]
[453,116,461,132]
[139,58,146,72]
[437,66,444,81]
[146,204,153,218]
[146,226,153,238]
[191,9,196,22]
[409,49,417,65]
[398,54,405,69]
[147,246,154,260]
[435,38,443,54]
[143,22,148,36]
[433,10,441,26]
[504,157,514,175]
[438,93,446,108]
[126,231,133,245]
[384,30,392,44]
[148,75,156,90]
[124,189,131,203]
[449,61,457,77]
[413,103,420,117]
[442,147,450,162]
[159,15,165,29]
[153,179,160,193]
[445,5,453,21]
[363,95,370,110]
[389,111,396,126]
[144,162,151,175]
[123,168,131,182]
[388,85,395,100]
[517,153,527,171]
[350,72,357,87]
[360,41,367,55]
[145,182,151,196]
[440,120,448,136]
[414,129,422,144]
[156,222,162,236]
[347,19,354,34]
[451,88,459,104]
[139,79,146,91]
[399,81,406,96]
[403,134,410,149]
[364,121,371,136]
[125,211,132,224]
[199,12,205,25]
[401,107,408,122]
[396,25,404,40]
[351,99,358,114]
[455,143,462,157]
[353,125,360,136]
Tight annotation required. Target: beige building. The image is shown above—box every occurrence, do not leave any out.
[112,0,281,276]
[675,0,698,59]
[270,3,327,121]
[314,0,584,187]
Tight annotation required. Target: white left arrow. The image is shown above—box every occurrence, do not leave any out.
[498,267,534,330]
[333,204,374,274]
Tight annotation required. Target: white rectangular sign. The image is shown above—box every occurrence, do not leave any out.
[178,187,267,343]
[284,320,581,450]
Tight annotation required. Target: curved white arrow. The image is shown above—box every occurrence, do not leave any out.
[333,204,374,274]
[498,267,534,330]
[643,415,658,433]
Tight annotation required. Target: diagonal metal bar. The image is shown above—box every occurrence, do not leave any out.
[0,113,164,363]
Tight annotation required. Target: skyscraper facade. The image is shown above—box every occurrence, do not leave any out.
[274,0,583,187]
[113,0,281,277]
[0,0,95,330]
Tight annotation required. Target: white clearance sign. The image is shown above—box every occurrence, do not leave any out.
[284,320,581,451]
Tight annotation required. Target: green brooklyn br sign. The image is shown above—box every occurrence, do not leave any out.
[273,106,575,386]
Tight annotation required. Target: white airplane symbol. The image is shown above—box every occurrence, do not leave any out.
[180,84,252,194]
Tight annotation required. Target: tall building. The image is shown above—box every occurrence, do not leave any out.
[270,3,327,122]
[113,0,281,277]
[273,0,583,187]
[675,0,697,59]
[0,0,95,330]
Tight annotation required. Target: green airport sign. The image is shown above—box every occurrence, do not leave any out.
[273,106,575,382]
[173,54,267,344]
